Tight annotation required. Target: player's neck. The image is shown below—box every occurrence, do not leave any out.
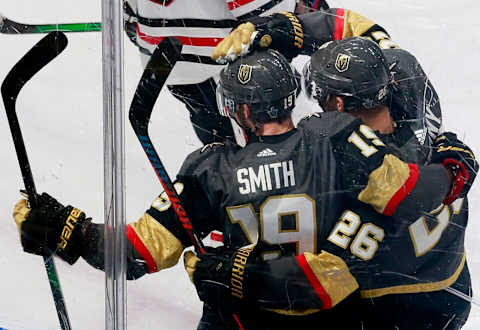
[350,106,395,134]
[256,117,295,136]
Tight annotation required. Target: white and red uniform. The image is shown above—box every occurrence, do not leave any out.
[126,0,296,85]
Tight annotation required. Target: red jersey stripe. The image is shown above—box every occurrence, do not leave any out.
[296,254,333,309]
[149,0,175,6]
[383,164,420,216]
[126,224,159,273]
[333,8,345,40]
[137,26,224,47]
[228,0,256,10]
[210,232,223,242]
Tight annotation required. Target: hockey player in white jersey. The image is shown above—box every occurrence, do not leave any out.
[123,0,329,145]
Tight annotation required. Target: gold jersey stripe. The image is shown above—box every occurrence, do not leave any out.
[342,10,376,39]
[358,154,411,214]
[129,213,184,271]
[263,307,322,316]
[360,253,466,298]
[304,251,359,307]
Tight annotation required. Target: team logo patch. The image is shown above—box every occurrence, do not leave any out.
[335,53,350,72]
[238,64,253,84]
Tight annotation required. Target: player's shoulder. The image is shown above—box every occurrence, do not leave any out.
[186,141,228,161]
[180,141,238,175]
[383,48,421,72]
[297,111,361,137]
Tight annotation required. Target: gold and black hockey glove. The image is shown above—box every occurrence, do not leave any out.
[184,245,256,322]
[13,192,91,264]
[212,12,304,63]
[431,132,478,204]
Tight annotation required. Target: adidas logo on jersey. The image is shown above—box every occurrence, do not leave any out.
[257,148,277,157]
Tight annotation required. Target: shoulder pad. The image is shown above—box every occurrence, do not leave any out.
[200,142,225,153]
[298,111,359,137]
[179,141,233,177]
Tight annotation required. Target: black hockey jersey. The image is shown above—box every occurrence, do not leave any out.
[227,122,471,322]
[121,111,451,310]
[331,122,469,298]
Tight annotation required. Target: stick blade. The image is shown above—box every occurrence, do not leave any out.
[1,31,68,107]
[128,37,183,130]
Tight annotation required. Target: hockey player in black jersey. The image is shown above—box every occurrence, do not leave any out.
[12,49,477,329]
[201,34,478,328]
[306,37,476,330]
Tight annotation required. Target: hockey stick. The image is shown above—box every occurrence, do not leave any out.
[128,37,206,255]
[0,14,101,34]
[1,32,71,329]
[129,37,245,330]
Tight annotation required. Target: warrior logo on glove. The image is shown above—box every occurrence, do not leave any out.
[231,245,254,299]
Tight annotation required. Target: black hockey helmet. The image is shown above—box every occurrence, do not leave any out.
[216,48,298,123]
[306,37,392,111]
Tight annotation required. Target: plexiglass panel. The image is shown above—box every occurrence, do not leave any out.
[1,0,480,329]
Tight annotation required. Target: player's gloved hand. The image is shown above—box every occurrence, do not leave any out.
[123,0,138,45]
[184,245,256,318]
[13,192,91,264]
[212,12,304,64]
[430,132,478,204]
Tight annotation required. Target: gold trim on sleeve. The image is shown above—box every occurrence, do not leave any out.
[304,251,359,307]
[360,253,466,298]
[130,213,184,271]
[342,10,376,38]
[358,154,410,214]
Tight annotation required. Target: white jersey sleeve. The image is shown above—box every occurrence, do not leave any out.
[131,0,296,85]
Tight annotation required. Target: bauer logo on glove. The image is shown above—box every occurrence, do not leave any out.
[13,192,91,265]
[59,207,84,250]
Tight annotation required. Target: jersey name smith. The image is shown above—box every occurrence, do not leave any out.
[237,160,296,194]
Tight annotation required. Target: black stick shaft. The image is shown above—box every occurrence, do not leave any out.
[2,31,71,329]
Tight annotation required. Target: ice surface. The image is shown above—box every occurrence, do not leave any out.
[0,0,479,329]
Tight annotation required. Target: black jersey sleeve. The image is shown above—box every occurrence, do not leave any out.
[81,223,149,280]
[249,250,358,312]
[119,145,225,274]
[299,111,450,217]
[79,180,208,278]
[298,8,399,55]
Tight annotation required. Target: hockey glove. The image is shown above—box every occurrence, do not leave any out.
[184,245,256,318]
[212,12,304,63]
[431,132,478,204]
[13,192,91,264]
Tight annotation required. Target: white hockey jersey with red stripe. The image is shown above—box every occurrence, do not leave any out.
[126,0,296,84]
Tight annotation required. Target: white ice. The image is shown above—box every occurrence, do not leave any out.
[0,0,479,329]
